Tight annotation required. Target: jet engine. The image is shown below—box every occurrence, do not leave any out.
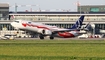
[38,29,52,35]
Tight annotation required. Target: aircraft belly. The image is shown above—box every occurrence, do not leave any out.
[57,32,79,38]
[54,34,64,38]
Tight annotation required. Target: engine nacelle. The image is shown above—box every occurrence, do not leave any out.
[38,29,52,35]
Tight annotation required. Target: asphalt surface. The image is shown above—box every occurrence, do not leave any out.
[13,37,105,40]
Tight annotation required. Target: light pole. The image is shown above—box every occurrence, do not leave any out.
[15,3,18,13]
[76,1,81,14]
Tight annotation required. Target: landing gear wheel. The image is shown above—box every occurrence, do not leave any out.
[39,36,44,39]
[50,36,54,40]
[39,34,44,39]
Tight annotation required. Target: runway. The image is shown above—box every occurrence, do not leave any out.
[14,37,105,40]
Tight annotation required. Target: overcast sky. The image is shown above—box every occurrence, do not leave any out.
[0,0,105,12]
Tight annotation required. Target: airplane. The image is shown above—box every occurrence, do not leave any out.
[11,15,86,39]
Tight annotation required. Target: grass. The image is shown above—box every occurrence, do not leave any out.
[0,40,105,60]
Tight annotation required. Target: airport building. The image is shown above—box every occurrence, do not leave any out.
[78,5,105,12]
[8,12,105,31]
[0,3,105,38]
[0,3,9,20]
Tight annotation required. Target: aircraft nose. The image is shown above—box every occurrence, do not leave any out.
[11,22,20,29]
[11,22,14,27]
[11,22,18,28]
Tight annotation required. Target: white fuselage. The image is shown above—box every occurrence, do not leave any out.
[11,20,84,38]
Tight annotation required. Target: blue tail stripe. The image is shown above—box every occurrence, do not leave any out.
[69,15,85,29]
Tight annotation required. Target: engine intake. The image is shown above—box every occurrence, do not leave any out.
[38,29,52,35]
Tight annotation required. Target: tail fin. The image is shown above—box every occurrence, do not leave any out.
[70,15,85,29]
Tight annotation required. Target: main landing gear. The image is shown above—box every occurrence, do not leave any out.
[49,35,54,40]
[39,34,54,40]
[39,34,44,39]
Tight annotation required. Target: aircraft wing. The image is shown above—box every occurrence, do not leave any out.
[51,28,80,32]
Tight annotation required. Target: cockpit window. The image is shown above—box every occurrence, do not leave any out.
[14,21,19,23]
[28,22,31,24]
